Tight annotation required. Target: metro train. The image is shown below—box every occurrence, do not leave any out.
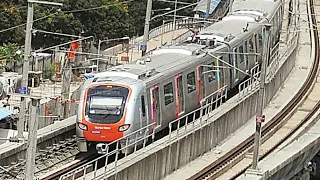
[76,0,283,153]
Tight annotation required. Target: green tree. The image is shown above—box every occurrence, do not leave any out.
[0,43,23,62]
[43,62,56,79]
[0,0,199,50]
[0,1,27,45]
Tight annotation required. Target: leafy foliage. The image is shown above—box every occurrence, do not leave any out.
[43,62,56,79]
[0,43,23,62]
[0,0,199,49]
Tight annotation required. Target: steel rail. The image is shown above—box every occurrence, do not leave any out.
[189,0,320,179]
[39,154,98,180]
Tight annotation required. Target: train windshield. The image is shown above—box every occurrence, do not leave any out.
[85,85,129,124]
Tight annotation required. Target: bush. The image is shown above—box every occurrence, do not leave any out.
[43,63,56,79]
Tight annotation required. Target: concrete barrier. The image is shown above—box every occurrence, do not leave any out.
[103,44,124,56]
[239,112,320,180]
[0,116,75,167]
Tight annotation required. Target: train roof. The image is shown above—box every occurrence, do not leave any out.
[87,0,282,87]
[93,51,197,83]
[231,0,281,19]
[152,43,205,55]
[197,17,260,42]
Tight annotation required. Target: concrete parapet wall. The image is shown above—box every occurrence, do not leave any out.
[0,116,75,167]
[250,112,320,180]
[102,38,298,180]
[103,44,124,56]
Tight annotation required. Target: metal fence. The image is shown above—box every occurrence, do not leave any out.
[237,31,298,101]
[58,85,228,180]
[266,31,299,81]
[59,122,156,180]
[58,2,301,179]
[58,31,299,178]
[168,85,228,140]
[238,64,260,100]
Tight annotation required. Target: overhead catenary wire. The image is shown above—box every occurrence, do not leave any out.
[27,41,262,103]
[3,0,283,103]
[26,24,278,102]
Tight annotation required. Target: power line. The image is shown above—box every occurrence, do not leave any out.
[0,12,59,34]
[0,0,134,34]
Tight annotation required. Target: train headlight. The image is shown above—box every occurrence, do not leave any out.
[119,124,130,132]
[78,122,88,131]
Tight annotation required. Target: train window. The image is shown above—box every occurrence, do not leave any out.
[258,33,263,48]
[141,95,146,117]
[244,41,248,68]
[85,85,129,124]
[248,38,256,63]
[254,34,258,52]
[249,38,254,52]
[208,63,216,82]
[187,72,196,93]
[164,82,174,105]
[239,45,244,63]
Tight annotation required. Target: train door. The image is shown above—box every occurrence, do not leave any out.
[197,65,206,106]
[175,74,185,117]
[150,86,161,129]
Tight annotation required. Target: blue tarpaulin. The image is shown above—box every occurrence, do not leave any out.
[0,107,13,120]
[84,73,95,79]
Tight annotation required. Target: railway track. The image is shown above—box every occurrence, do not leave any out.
[189,0,320,179]
[39,153,99,180]
[0,137,79,180]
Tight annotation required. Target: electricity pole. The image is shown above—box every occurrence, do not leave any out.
[18,0,62,139]
[172,0,178,40]
[25,96,40,180]
[142,0,152,56]
[18,0,34,139]
[61,57,72,118]
[18,2,63,179]
[251,24,271,170]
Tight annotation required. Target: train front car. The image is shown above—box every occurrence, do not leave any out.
[76,74,146,153]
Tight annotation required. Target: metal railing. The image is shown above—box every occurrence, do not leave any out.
[237,30,299,100]
[59,31,299,178]
[61,31,298,178]
[59,8,301,180]
[266,31,299,81]
[238,64,261,100]
[58,86,228,180]
[168,85,228,141]
[148,17,201,40]
[59,122,156,180]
